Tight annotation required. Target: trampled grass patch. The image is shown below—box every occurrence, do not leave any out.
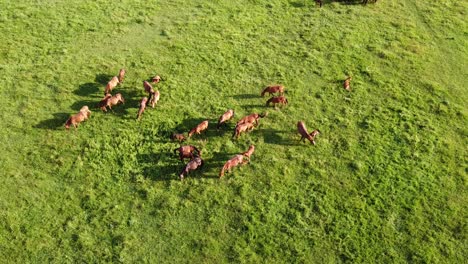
[0,0,466,262]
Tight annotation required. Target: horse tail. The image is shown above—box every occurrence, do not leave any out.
[64,117,72,129]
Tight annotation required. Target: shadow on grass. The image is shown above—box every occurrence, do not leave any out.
[231,93,259,100]
[34,112,70,130]
[260,128,297,146]
[290,0,366,8]
[95,73,114,85]
[74,82,101,97]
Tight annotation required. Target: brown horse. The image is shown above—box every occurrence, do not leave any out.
[266,96,288,107]
[118,69,126,84]
[174,145,201,161]
[101,93,125,112]
[65,106,91,130]
[261,85,284,97]
[188,120,209,137]
[219,154,247,178]
[236,112,267,127]
[241,145,255,161]
[150,90,160,108]
[97,93,112,110]
[232,122,254,139]
[297,121,320,145]
[152,75,161,83]
[172,133,186,142]
[136,97,148,120]
[179,156,204,180]
[343,76,352,91]
[217,109,235,129]
[105,76,119,94]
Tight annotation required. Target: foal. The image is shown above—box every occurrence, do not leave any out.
[65,106,91,130]
[101,93,125,112]
[297,121,320,145]
[105,76,119,94]
[261,85,284,97]
[343,76,352,91]
[179,156,204,180]
[188,120,209,138]
[266,96,288,107]
[118,69,126,84]
[219,154,247,178]
[232,122,254,139]
[217,109,235,129]
[136,97,148,120]
[236,113,267,127]
[174,145,201,161]
[172,133,186,142]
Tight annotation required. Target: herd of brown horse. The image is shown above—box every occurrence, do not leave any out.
[65,68,353,180]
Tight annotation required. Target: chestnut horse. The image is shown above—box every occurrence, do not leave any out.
[241,145,255,161]
[101,93,125,112]
[118,69,126,84]
[236,113,267,127]
[136,97,148,120]
[152,75,161,83]
[261,85,284,97]
[219,154,247,178]
[343,76,352,91]
[179,156,204,180]
[172,133,186,142]
[297,121,320,145]
[232,122,254,139]
[266,96,288,107]
[188,120,209,137]
[174,145,201,161]
[150,90,160,108]
[105,76,119,94]
[97,93,112,109]
[65,106,91,130]
[217,109,235,129]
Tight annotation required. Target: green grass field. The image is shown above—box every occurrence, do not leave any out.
[0,0,466,262]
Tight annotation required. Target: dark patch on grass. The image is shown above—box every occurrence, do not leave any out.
[74,82,101,97]
[231,94,259,100]
[95,73,114,85]
[34,112,70,130]
[260,128,296,146]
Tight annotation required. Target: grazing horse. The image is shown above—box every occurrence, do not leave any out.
[297,121,320,145]
[219,154,247,178]
[150,90,160,108]
[179,156,204,180]
[118,69,126,84]
[152,75,161,83]
[174,145,201,161]
[172,133,186,142]
[136,97,148,120]
[65,106,91,130]
[261,85,284,97]
[233,122,254,139]
[217,109,235,129]
[236,113,267,127]
[241,145,255,161]
[101,93,125,112]
[266,96,288,107]
[143,81,154,94]
[105,76,119,94]
[343,76,352,91]
[188,120,209,138]
[97,93,112,110]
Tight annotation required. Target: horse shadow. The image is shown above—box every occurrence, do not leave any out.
[74,82,101,97]
[231,94,259,100]
[95,73,114,85]
[290,0,365,7]
[260,128,297,146]
[137,152,180,181]
[34,112,70,130]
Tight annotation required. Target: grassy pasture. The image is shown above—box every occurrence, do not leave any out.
[0,0,466,262]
